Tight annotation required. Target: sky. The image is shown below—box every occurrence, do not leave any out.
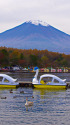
[0,0,70,34]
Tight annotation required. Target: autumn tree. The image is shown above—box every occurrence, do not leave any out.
[40,56,49,67]
[9,50,20,66]
[18,53,25,67]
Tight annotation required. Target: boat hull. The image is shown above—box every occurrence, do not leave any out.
[33,84,66,89]
[0,84,19,89]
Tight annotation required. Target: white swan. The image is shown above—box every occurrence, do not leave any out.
[25,97,33,106]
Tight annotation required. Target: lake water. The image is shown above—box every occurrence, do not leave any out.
[0,72,70,125]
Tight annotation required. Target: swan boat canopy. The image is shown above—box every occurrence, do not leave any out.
[0,74,19,88]
[32,69,67,89]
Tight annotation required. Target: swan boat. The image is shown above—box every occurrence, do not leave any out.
[0,74,19,88]
[32,69,67,89]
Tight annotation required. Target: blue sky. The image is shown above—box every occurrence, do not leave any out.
[0,0,70,34]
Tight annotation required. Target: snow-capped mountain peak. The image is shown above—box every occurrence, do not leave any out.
[26,20,49,27]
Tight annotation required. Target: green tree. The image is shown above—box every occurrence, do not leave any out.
[20,53,24,60]
[30,54,38,66]
[1,49,9,66]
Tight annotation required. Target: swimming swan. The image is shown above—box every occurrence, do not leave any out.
[25,97,33,106]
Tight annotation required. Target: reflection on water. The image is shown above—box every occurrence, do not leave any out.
[33,88,66,99]
[0,87,70,125]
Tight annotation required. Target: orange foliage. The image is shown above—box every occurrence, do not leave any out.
[0,47,69,67]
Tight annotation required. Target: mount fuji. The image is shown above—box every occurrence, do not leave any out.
[0,20,70,54]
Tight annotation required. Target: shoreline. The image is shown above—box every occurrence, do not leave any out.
[0,70,70,73]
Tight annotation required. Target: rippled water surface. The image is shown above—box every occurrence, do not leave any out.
[0,72,70,125]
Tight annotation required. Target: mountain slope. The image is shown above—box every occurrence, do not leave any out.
[0,21,70,54]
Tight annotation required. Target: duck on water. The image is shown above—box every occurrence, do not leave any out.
[25,97,33,106]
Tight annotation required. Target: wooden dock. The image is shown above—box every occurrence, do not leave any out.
[19,81,33,87]
[19,81,70,88]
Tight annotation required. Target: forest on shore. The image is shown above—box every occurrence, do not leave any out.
[0,47,70,68]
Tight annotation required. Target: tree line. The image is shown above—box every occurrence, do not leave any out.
[0,47,70,68]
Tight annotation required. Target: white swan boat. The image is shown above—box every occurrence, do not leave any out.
[32,69,67,89]
[0,74,19,88]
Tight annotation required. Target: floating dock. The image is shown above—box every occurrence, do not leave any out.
[19,81,33,87]
[19,81,70,88]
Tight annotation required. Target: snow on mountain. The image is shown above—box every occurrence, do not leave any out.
[26,20,49,27]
